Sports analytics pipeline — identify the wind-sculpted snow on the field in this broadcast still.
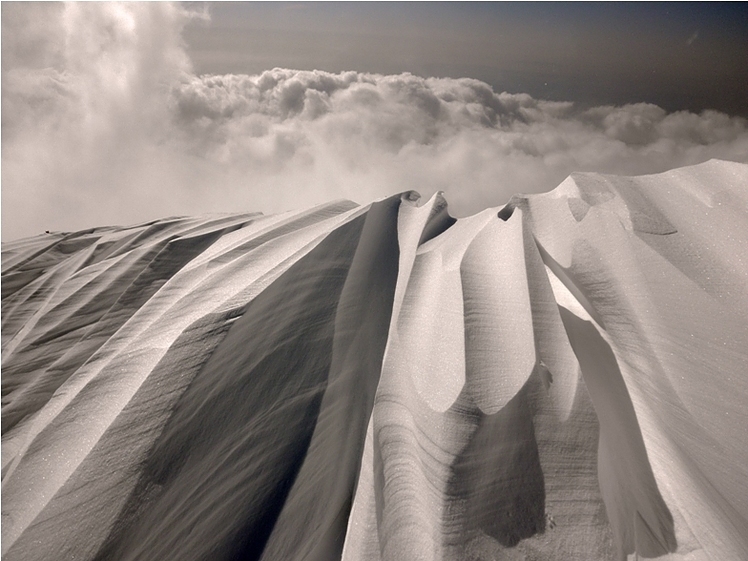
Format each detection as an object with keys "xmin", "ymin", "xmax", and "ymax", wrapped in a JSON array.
[{"xmin": 2, "ymin": 160, "xmax": 748, "ymax": 560}]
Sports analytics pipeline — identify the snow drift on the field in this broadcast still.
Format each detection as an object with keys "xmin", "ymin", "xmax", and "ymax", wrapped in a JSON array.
[{"xmin": 2, "ymin": 159, "xmax": 748, "ymax": 561}]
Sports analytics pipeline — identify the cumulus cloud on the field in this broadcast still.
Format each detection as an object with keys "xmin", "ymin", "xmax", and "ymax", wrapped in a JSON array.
[
  {"xmin": 3, "ymin": 2, "xmax": 748, "ymax": 240},
  {"xmin": 2, "ymin": 2, "xmax": 201, "ymax": 239}
]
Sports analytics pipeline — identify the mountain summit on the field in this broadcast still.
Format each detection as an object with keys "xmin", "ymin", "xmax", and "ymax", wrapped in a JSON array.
[{"xmin": 3, "ymin": 160, "xmax": 747, "ymax": 560}]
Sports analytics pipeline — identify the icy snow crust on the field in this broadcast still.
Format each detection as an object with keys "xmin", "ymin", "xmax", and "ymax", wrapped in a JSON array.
[{"xmin": 2, "ymin": 160, "xmax": 747, "ymax": 560}]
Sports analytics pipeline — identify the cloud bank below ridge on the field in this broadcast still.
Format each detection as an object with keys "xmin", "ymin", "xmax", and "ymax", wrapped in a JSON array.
[{"xmin": 3, "ymin": 2, "xmax": 748, "ymax": 240}]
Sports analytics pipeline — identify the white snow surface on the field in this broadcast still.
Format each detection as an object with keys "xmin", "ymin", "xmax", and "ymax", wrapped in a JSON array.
[{"xmin": 2, "ymin": 160, "xmax": 747, "ymax": 561}]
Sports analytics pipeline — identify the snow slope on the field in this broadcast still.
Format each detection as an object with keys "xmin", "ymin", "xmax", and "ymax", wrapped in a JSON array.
[{"xmin": 2, "ymin": 160, "xmax": 747, "ymax": 560}]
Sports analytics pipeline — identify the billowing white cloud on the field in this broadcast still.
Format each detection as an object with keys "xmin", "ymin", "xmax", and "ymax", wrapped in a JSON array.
[
  {"xmin": 2, "ymin": 2, "xmax": 201, "ymax": 239},
  {"xmin": 3, "ymin": 2, "xmax": 748, "ymax": 240}
]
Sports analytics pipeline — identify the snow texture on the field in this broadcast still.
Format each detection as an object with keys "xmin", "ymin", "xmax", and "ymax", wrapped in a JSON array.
[{"xmin": 2, "ymin": 160, "xmax": 748, "ymax": 561}]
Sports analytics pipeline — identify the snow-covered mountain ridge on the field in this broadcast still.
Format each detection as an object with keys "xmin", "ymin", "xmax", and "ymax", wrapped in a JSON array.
[{"xmin": 2, "ymin": 159, "xmax": 747, "ymax": 560}]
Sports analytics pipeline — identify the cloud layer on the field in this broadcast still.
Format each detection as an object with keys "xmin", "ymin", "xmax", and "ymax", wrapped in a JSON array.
[{"xmin": 3, "ymin": 3, "xmax": 748, "ymax": 240}]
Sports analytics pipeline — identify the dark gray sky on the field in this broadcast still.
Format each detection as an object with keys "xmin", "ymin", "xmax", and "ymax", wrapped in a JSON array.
[{"xmin": 183, "ymin": 2, "xmax": 748, "ymax": 117}]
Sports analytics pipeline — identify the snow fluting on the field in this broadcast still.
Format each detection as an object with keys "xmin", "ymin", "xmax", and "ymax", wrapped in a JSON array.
[{"xmin": 2, "ymin": 159, "xmax": 747, "ymax": 561}]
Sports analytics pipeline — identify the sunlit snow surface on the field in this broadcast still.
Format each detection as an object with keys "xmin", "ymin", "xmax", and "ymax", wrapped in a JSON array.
[{"xmin": 2, "ymin": 160, "xmax": 747, "ymax": 561}]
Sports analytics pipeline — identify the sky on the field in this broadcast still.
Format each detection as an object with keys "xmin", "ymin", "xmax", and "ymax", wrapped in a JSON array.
[{"xmin": 2, "ymin": 1, "xmax": 748, "ymax": 241}]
